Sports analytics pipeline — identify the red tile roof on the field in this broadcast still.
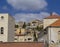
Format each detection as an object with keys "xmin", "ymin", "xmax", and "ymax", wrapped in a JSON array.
[
  {"xmin": 45, "ymin": 15, "xmax": 60, "ymax": 19},
  {"xmin": 50, "ymin": 19, "xmax": 60, "ymax": 27},
  {"xmin": 0, "ymin": 42, "xmax": 44, "ymax": 47}
]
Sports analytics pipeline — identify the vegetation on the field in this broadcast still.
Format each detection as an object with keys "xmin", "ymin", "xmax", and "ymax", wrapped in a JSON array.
[
  {"xmin": 33, "ymin": 30, "xmax": 38, "ymax": 41},
  {"xmin": 22, "ymin": 22, "xmax": 26, "ymax": 28},
  {"xmin": 15, "ymin": 25, "xmax": 19, "ymax": 28},
  {"xmin": 27, "ymin": 23, "xmax": 30, "ymax": 26},
  {"xmin": 36, "ymin": 26, "xmax": 43, "ymax": 31}
]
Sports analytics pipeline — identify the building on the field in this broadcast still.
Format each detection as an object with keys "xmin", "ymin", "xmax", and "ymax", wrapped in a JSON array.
[
  {"xmin": 28, "ymin": 19, "xmax": 43, "ymax": 28},
  {"xmin": 18, "ymin": 21, "xmax": 24, "ymax": 28},
  {"xmin": 0, "ymin": 13, "xmax": 15, "ymax": 42},
  {"xmin": 43, "ymin": 15, "xmax": 60, "ymax": 29},
  {"xmin": 14, "ymin": 28, "xmax": 34, "ymax": 42},
  {"xmin": 15, "ymin": 35, "xmax": 34, "ymax": 42},
  {"xmin": 43, "ymin": 14, "xmax": 60, "ymax": 47},
  {"xmin": 15, "ymin": 28, "xmax": 26, "ymax": 35}
]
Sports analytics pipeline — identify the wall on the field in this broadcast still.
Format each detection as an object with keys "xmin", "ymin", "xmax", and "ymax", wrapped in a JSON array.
[
  {"xmin": 38, "ymin": 34, "xmax": 48, "ymax": 42},
  {"xmin": 14, "ymin": 35, "xmax": 34, "ymax": 42},
  {"xmin": 43, "ymin": 19, "xmax": 58, "ymax": 29},
  {"xmin": 8, "ymin": 15, "xmax": 15, "ymax": 42},
  {"xmin": 0, "ymin": 14, "xmax": 8, "ymax": 42},
  {"xmin": 48, "ymin": 27, "xmax": 60, "ymax": 44},
  {"xmin": 15, "ymin": 28, "xmax": 26, "ymax": 35}
]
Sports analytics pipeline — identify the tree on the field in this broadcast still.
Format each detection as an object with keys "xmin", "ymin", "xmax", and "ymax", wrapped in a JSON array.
[
  {"xmin": 36, "ymin": 26, "xmax": 43, "ymax": 31},
  {"xmin": 15, "ymin": 25, "xmax": 19, "ymax": 28},
  {"xmin": 33, "ymin": 29, "xmax": 38, "ymax": 41},
  {"xmin": 22, "ymin": 22, "xmax": 26, "ymax": 28}
]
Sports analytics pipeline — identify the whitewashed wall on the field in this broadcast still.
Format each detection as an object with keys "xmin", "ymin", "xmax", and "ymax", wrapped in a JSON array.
[
  {"xmin": 48, "ymin": 27, "xmax": 60, "ymax": 44},
  {"xmin": 43, "ymin": 19, "xmax": 58, "ymax": 29},
  {"xmin": 0, "ymin": 13, "xmax": 15, "ymax": 42}
]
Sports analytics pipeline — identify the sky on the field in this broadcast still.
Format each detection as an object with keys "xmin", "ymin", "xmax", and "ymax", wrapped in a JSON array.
[{"xmin": 0, "ymin": 0, "xmax": 60, "ymax": 22}]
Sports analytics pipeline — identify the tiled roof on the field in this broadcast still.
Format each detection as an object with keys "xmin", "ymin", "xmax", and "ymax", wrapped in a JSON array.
[
  {"xmin": 0, "ymin": 42, "xmax": 44, "ymax": 47},
  {"xmin": 50, "ymin": 19, "xmax": 60, "ymax": 27},
  {"xmin": 45, "ymin": 15, "xmax": 60, "ymax": 19}
]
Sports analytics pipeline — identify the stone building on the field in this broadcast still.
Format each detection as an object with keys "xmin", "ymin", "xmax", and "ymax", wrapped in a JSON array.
[{"xmin": 0, "ymin": 13, "xmax": 15, "ymax": 42}]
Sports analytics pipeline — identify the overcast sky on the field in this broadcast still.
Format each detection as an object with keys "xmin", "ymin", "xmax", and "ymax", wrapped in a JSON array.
[{"xmin": 0, "ymin": 0, "xmax": 60, "ymax": 22}]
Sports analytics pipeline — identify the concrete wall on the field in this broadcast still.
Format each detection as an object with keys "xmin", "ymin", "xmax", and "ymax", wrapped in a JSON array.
[
  {"xmin": 48, "ymin": 27, "xmax": 60, "ymax": 44},
  {"xmin": 14, "ymin": 35, "xmax": 34, "ymax": 42},
  {"xmin": 38, "ymin": 34, "xmax": 48, "ymax": 42},
  {"xmin": 0, "ymin": 13, "xmax": 15, "ymax": 42},
  {"xmin": 0, "ymin": 14, "xmax": 8, "ymax": 42},
  {"xmin": 15, "ymin": 28, "xmax": 26, "ymax": 35},
  {"xmin": 8, "ymin": 15, "xmax": 15, "ymax": 42}
]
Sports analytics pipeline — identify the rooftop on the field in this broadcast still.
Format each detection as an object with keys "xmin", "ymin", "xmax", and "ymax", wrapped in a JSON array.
[
  {"xmin": 0, "ymin": 42, "xmax": 44, "ymax": 47},
  {"xmin": 45, "ymin": 15, "xmax": 60, "ymax": 19},
  {"xmin": 50, "ymin": 19, "xmax": 60, "ymax": 27}
]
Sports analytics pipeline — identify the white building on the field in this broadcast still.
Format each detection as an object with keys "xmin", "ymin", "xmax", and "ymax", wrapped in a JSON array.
[
  {"xmin": 0, "ymin": 13, "xmax": 15, "ymax": 42},
  {"xmin": 14, "ymin": 35, "xmax": 34, "ymax": 42},
  {"xmin": 43, "ymin": 14, "xmax": 60, "ymax": 47},
  {"xmin": 14, "ymin": 28, "xmax": 34, "ymax": 42}
]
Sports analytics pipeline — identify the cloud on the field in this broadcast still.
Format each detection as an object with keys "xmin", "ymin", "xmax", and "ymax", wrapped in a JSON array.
[
  {"xmin": 7, "ymin": 0, "xmax": 47, "ymax": 11},
  {"xmin": 13, "ymin": 12, "xmax": 50, "ymax": 22}
]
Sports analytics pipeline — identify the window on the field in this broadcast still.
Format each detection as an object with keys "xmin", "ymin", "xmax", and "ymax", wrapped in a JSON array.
[
  {"xmin": 58, "ymin": 31, "xmax": 60, "ymax": 34},
  {"xmin": 25, "ymin": 39, "xmax": 26, "ymax": 41},
  {"xmin": 1, "ymin": 16, "xmax": 4, "ymax": 19},
  {"xmin": 59, "ymin": 40, "xmax": 60, "ymax": 43},
  {"xmin": 28, "ymin": 38, "xmax": 32, "ymax": 40},
  {"xmin": 1, "ymin": 27, "xmax": 4, "ymax": 34}
]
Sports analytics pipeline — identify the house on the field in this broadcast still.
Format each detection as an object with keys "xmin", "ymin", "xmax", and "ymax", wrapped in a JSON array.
[
  {"xmin": 26, "ymin": 28, "xmax": 39, "ymax": 41},
  {"xmin": 43, "ymin": 14, "xmax": 60, "ymax": 47},
  {"xmin": 28, "ymin": 19, "xmax": 43, "ymax": 28},
  {"xmin": 32, "ymin": 19, "xmax": 42, "ymax": 27},
  {"xmin": 14, "ymin": 35, "xmax": 34, "ymax": 42},
  {"xmin": 14, "ymin": 28, "xmax": 34, "ymax": 42},
  {"xmin": 0, "ymin": 13, "xmax": 15, "ymax": 42}
]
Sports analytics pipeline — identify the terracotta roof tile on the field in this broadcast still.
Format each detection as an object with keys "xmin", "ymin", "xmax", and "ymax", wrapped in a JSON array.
[
  {"xmin": 50, "ymin": 19, "xmax": 60, "ymax": 26},
  {"xmin": 45, "ymin": 15, "xmax": 60, "ymax": 19},
  {"xmin": 0, "ymin": 42, "xmax": 44, "ymax": 47}
]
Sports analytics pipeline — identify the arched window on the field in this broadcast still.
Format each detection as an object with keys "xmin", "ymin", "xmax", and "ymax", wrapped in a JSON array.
[{"xmin": 1, "ymin": 27, "xmax": 4, "ymax": 34}]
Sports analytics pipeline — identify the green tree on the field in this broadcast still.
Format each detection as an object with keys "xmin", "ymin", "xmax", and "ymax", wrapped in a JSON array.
[
  {"xmin": 33, "ymin": 29, "xmax": 38, "ymax": 41},
  {"xmin": 15, "ymin": 25, "xmax": 19, "ymax": 28},
  {"xmin": 36, "ymin": 26, "xmax": 43, "ymax": 31},
  {"xmin": 22, "ymin": 22, "xmax": 26, "ymax": 28}
]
